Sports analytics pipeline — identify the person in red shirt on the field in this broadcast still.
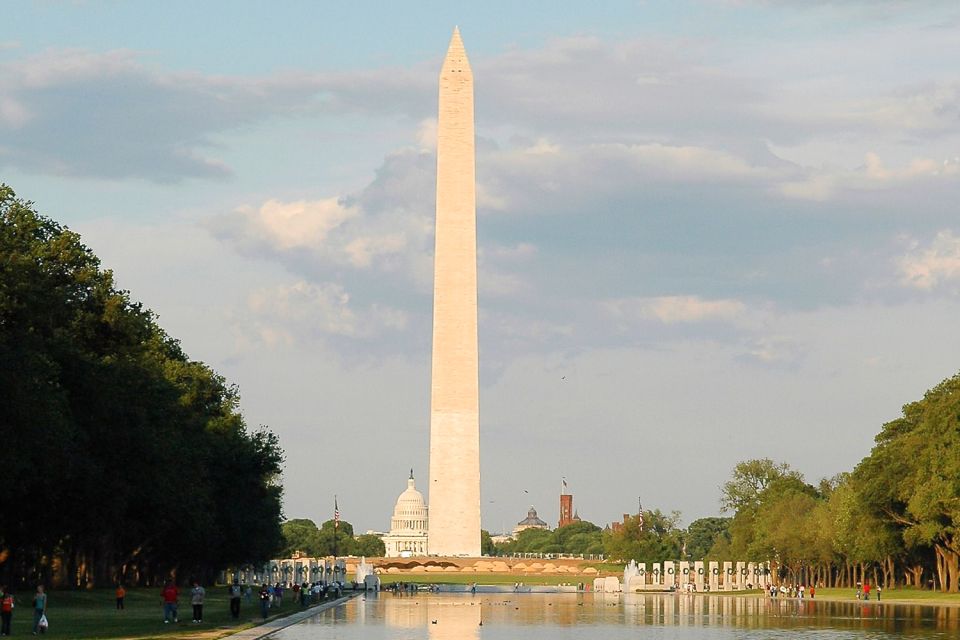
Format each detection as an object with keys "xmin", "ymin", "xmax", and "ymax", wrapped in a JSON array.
[
  {"xmin": 161, "ymin": 580, "xmax": 179, "ymax": 623},
  {"xmin": 1, "ymin": 586, "xmax": 14, "ymax": 636},
  {"xmin": 863, "ymin": 582, "xmax": 871, "ymax": 601}
]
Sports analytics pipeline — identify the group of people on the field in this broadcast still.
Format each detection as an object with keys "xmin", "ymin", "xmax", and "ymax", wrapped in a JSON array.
[
  {"xmin": 768, "ymin": 583, "xmax": 815, "ymax": 598},
  {"xmin": 160, "ymin": 579, "xmax": 248, "ymax": 623},
  {"xmin": 856, "ymin": 582, "xmax": 881, "ymax": 601},
  {"xmin": 0, "ymin": 585, "xmax": 48, "ymax": 636},
  {"xmin": 0, "ymin": 578, "xmax": 350, "ymax": 633},
  {"xmin": 158, "ymin": 579, "xmax": 207, "ymax": 624},
  {"xmin": 255, "ymin": 581, "xmax": 344, "ymax": 619}
]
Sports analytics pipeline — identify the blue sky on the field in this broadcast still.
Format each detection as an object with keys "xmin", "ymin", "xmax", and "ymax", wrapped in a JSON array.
[{"xmin": 3, "ymin": 0, "xmax": 960, "ymax": 534}]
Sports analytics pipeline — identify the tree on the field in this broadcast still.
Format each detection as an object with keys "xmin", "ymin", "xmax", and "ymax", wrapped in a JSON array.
[
  {"xmin": 481, "ymin": 530, "xmax": 496, "ymax": 556},
  {"xmin": 314, "ymin": 520, "xmax": 357, "ymax": 556},
  {"xmin": 603, "ymin": 510, "xmax": 682, "ymax": 563},
  {"xmin": 355, "ymin": 534, "xmax": 386, "ymax": 558},
  {"xmin": 281, "ymin": 520, "xmax": 321, "ymax": 557},
  {"xmin": 685, "ymin": 518, "xmax": 731, "ymax": 560},
  {"xmin": 720, "ymin": 459, "xmax": 804, "ymax": 513},
  {"xmin": 0, "ymin": 185, "xmax": 284, "ymax": 587},
  {"xmin": 851, "ymin": 373, "xmax": 960, "ymax": 591}
]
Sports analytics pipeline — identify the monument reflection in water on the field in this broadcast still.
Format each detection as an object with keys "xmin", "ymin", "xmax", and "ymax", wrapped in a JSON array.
[{"xmin": 278, "ymin": 592, "xmax": 960, "ymax": 639}]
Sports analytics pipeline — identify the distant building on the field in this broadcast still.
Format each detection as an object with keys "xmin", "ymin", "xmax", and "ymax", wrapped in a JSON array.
[
  {"xmin": 382, "ymin": 470, "xmax": 429, "ymax": 557},
  {"xmin": 513, "ymin": 506, "xmax": 549, "ymax": 536},
  {"xmin": 610, "ymin": 513, "xmax": 631, "ymax": 533},
  {"xmin": 559, "ymin": 493, "xmax": 574, "ymax": 528}
]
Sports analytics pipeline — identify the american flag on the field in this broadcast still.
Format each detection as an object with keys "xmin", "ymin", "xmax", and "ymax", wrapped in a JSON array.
[{"xmin": 334, "ymin": 496, "xmax": 340, "ymax": 529}]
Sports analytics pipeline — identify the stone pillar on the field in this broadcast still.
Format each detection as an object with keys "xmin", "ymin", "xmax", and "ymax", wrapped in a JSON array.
[
  {"xmin": 638, "ymin": 563, "xmax": 647, "ymax": 590},
  {"xmin": 723, "ymin": 562, "xmax": 733, "ymax": 591},
  {"xmin": 747, "ymin": 562, "xmax": 757, "ymax": 589},
  {"xmin": 652, "ymin": 562, "xmax": 661, "ymax": 587},
  {"xmin": 695, "ymin": 561, "xmax": 705, "ymax": 592},
  {"xmin": 709, "ymin": 561, "xmax": 719, "ymax": 592},
  {"xmin": 678, "ymin": 561, "xmax": 690, "ymax": 589},
  {"xmin": 663, "ymin": 561, "xmax": 676, "ymax": 589},
  {"xmin": 736, "ymin": 562, "xmax": 747, "ymax": 590}
]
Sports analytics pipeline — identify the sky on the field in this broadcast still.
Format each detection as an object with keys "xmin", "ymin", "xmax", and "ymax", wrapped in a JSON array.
[{"xmin": 3, "ymin": 0, "xmax": 960, "ymax": 535}]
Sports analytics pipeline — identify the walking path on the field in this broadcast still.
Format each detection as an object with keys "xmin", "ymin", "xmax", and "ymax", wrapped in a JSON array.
[{"xmin": 228, "ymin": 593, "xmax": 359, "ymax": 639}]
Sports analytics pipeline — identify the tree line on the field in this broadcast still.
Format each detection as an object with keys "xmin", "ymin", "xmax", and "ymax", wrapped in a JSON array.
[
  {"xmin": 0, "ymin": 186, "xmax": 284, "ymax": 588},
  {"xmin": 485, "ymin": 370, "xmax": 960, "ymax": 594},
  {"xmin": 280, "ymin": 519, "xmax": 385, "ymax": 558},
  {"xmin": 712, "ymin": 371, "xmax": 960, "ymax": 591},
  {"xmin": 489, "ymin": 512, "xmax": 730, "ymax": 563}
]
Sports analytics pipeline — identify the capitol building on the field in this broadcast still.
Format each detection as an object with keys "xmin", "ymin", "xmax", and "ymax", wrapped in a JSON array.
[{"xmin": 382, "ymin": 470, "xmax": 429, "ymax": 557}]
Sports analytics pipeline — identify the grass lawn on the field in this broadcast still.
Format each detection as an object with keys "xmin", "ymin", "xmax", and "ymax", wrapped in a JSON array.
[
  {"xmin": 2, "ymin": 587, "xmax": 332, "ymax": 639},
  {"xmin": 810, "ymin": 587, "xmax": 960, "ymax": 604}
]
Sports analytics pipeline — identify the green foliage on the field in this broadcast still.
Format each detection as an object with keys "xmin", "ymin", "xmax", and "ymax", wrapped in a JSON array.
[
  {"xmin": 355, "ymin": 534, "xmax": 386, "ymax": 558},
  {"xmin": 602, "ymin": 511, "xmax": 683, "ymax": 563},
  {"xmin": 720, "ymin": 458, "xmax": 805, "ymax": 513},
  {"xmin": 481, "ymin": 530, "xmax": 496, "ymax": 556},
  {"xmin": 279, "ymin": 519, "xmax": 382, "ymax": 557},
  {"xmin": 0, "ymin": 186, "xmax": 284, "ymax": 587},
  {"xmin": 717, "ymin": 374, "xmax": 960, "ymax": 591},
  {"xmin": 685, "ymin": 517, "xmax": 731, "ymax": 560},
  {"xmin": 281, "ymin": 519, "xmax": 321, "ymax": 557},
  {"xmin": 495, "ymin": 521, "xmax": 603, "ymax": 556},
  {"xmin": 312, "ymin": 520, "xmax": 357, "ymax": 556},
  {"xmin": 850, "ymin": 372, "xmax": 960, "ymax": 590}
]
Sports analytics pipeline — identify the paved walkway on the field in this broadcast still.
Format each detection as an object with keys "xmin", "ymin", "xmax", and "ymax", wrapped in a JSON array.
[{"xmin": 228, "ymin": 593, "xmax": 358, "ymax": 639}]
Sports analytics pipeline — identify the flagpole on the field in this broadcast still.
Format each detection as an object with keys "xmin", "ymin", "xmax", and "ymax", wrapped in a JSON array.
[{"xmin": 333, "ymin": 495, "xmax": 338, "ymax": 560}]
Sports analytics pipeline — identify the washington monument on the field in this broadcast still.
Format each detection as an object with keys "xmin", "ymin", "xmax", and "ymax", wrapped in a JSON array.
[{"xmin": 427, "ymin": 27, "xmax": 481, "ymax": 557}]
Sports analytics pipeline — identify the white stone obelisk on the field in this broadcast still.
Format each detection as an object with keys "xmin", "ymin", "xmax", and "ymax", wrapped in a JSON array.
[{"xmin": 427, "ymin": 27, "xmax": 480, "ymax": 557}]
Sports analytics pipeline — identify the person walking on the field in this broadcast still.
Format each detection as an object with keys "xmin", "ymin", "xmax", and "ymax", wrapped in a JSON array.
[
  {"xmin": 161, "ymin": 580, "xmax": 179, "ymax": 624},
  {"xmin": 258, "ymin": 585, "xmax": 271, "ymax": 620},
  {"xmin": 228, "ymin": 580, "xmax": 242, "ymax": 619},
  {"xmin": 190, "ymin": 581, "xmax": 205, "ymax": 623},
  {"xmin": 877, "ymin": 585, "xmax": 882, "ymax": 601},
  {"xmin": 32, "ymin": 586, "xmax": 47, "ymax": 635},
  {"xmin": 1, "ymin": 587, "xmax": 14, "ymax": 636},
  {"xmin": 863, "ymin": 582, "xmax": 871, "ymax": 601},
  {"xmin": 115, "ymin": 584, "xmax": 126, "ymax": 610}
]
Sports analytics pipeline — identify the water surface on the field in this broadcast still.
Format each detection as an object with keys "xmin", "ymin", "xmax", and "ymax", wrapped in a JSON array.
[{"xmin": 275, "ymin": 592, "xmax": 960, "ymax": 639}]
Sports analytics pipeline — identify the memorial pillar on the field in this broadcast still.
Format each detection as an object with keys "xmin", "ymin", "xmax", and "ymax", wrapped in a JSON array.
[
  {"xmin": 663, "ymin": 561, "xmax": 676, "ymax": 589},
  {"xmin": 709, "ymin": 561, "xmax": 719, "ymax": 592}
]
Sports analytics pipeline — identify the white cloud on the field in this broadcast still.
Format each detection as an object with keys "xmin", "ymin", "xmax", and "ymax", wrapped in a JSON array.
[
  {"xmin": 740, "ymin": 335, "xmax": 804, "ymax": 366},
  {"xmin": 344, "ymin": 233, "xmax": 408, "ymax": 268},
  {"xmin": 899, "ymin": 230, "xmax": 960, "ymax": 290},
  {"xmin": 483, "ymin": 242, "xmax": 537, "ymax": 261},
  {"xmin": 238, "ymin": 198, "xmax": 358, "ymax": 250},
  {"xmin": 778, "ymin": 153, "xmax": 960, "ymax": 201},
  {"xmin": 605, "ymin": 295, "xmax": 746, "ymax": 325},
  {"xmin": 244, "ymin": 280, "xmax": 408, "ymax": 345}
]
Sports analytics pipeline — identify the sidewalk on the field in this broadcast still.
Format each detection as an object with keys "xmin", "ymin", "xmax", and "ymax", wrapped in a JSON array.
[{"xmin": 227, "ymin": 593, "xmax": 358, "ymax": 639}]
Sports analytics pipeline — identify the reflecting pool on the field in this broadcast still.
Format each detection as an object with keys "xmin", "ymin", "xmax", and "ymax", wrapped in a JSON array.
[{"xmin": 274, "ymin": 592, "xmax": 960, "ymax": 639}]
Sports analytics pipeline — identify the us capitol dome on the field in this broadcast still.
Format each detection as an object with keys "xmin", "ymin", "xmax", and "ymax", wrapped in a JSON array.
[{"xmin": 383, "ymin": 470, "xmax": 429, "ymax": 557}]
